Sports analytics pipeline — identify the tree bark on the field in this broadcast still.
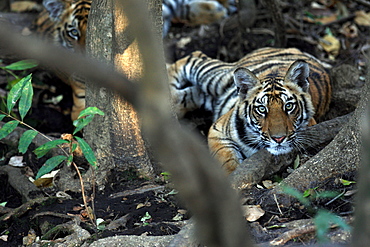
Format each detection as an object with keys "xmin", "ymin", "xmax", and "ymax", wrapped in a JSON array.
[
  {"xmin": 84, "ymin": 0, "xmax": 157, "ymax": 190},
  {"xmin": 352, "ymin": 67, "xmax": 370, "ymax": 246}
]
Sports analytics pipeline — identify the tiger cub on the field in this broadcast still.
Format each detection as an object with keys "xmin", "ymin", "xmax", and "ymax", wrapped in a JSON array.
[
  {"xmin": 167, "ymin": 47, "xmax": 332, "ymax": 173},
  {"xmin": 32, "ymin": 0, "xmax": 90, "ymax": 120},
  {"xmin": 32, "ymin": 0, "xmax": 226, "ymax": 119}
]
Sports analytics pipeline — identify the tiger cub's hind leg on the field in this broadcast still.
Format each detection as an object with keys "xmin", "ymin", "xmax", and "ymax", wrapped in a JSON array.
[
  {"xmin": 170, "ymin": 86, "xmax": 203, "ymax": 119},
  {"xmin": 69, "ymin": 80, "xmax": 86, "ymax": 121}
]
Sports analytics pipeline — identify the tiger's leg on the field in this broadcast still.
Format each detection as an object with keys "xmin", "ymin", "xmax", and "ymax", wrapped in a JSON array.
[
  {"xmin": 169, "ymin": 84, "xmax": 203, "ymax": 118},
  {"xmin": 208, "ymin": 112, "xmax": 242, "ymax": 174},
  {"xmin": 70, "ymin": 80, "xmax": 86, "ymax": 121}
]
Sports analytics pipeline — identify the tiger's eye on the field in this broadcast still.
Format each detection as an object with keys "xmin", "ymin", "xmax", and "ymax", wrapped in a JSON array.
[
  {"xmin": 257, "ymin": 105, "xmax": 266, "ymax": 113},
  {"xmin": 285, "ymin": 102, "xmax": 294, "ymax": 111},
  {"xmin": 69, "ymin": 28, "xmax": 79, "ymax": 38}
]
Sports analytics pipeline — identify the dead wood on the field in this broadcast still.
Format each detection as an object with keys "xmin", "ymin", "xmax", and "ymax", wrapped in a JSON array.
[
  {"xmin": 109, "ymin": 184, "xmax": 165, "ymax": 198},
  {"xmin": 353, "ymin": 0, "xmax": 370, "ymax": 8},
  {"xmin": 1, "ymin": 196, "xmax": 50, "ymax": 221},
  {"xmin": 268, "ymin": 217, "xmax": 353, "ymax": 246},
  {"xmin": 0, "ymin": 165, "xmax": 43, "ymax": 202},
  {"xmin": 40, "ymin": 217, "xmax": 91, "ymax": 245}
]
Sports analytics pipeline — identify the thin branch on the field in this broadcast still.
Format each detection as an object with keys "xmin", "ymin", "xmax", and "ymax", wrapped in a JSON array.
[
  {"xmin": 353, "ymin": 0, "xmax": 370, "ymax": 8},
  {"xmin": 0, "ymin": 24, "xmax": 138, "ymax": 108}
]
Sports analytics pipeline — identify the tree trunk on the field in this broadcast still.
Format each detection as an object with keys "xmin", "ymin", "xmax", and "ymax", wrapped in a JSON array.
[
  {"xmin": 84, "ymin": 0, "xmax": 159, "ymax": 190},
  {"xmin": 352, "ymin": 66, "xmax": 370, "ymax": 246}
]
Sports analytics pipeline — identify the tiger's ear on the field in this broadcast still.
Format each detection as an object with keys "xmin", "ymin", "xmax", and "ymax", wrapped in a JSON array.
[
  {"xmin": 233, "ymin": 67, "xmax": 259, "ymax": 97},
  {"xmin": 43, "ymin": 0, "xmax": 66, "ymax": 20},
  {"xmin": 285, "ymin": 60, "xmax": 310, "ymax": 92}
]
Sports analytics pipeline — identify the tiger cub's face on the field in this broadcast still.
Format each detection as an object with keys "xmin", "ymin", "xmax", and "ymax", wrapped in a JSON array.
[
  {"xmin": 42, "ymin": 0, "xmax": 90, "ymax": 52},
  {"xmin": 233, "ymin": 60, "xmax": 315, "ymax": 155}
]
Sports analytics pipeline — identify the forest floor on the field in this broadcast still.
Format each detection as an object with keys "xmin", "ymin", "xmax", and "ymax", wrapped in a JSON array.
[{"xmin": 0, "ymin": 0, "xmax": 369, "ymax": 246}]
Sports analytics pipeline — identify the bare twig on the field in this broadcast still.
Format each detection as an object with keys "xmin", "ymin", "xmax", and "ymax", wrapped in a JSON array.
[
  {"xmin": 72, "ymin": 161, "xmax": 96, "ymax": 227},
  {"xmin": 270, "ymin": 216, "xmax": 354, "ymax": 246},
  {"xmin": 273, "ymin": 194, "xmax": 283, "ymax": 215},
  {"xmin": 270, "ymin": 224, "xmax": 316, "ymax": 245},
  {"xmin": 1, "ymin": 196, "xmax": 50, "ymax": 221},
  {"xmin": 353, "ymin": 0, "xmax": 370, "ymax": 8}
]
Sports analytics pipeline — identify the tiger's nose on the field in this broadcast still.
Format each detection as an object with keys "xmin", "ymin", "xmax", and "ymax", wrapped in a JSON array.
[{"xmin": 272, "ymin": 135, "xmax": 286, "ymax": 143}]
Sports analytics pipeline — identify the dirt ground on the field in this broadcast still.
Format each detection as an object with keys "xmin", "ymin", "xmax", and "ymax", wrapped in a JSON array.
[{"xmin": 0, "ymin": 0, "xmax": 368, "ymax": 246}]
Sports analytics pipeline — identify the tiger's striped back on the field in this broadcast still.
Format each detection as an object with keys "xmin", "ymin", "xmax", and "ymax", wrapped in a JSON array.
[
  {"xmin": 162, "ymin": 0, "xmax": 227, "ymax": 36},
  {"xmin": 168, "ymin": 47, "xmax": 332, "ymax": 173},
  {"xmin": 168, "ymin": 47, "xmax": 331, "ymax": 121}
]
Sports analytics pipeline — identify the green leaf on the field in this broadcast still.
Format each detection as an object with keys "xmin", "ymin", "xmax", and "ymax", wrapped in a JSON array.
[
  {"xmin": 340, "ymin": 179, "xmax": 356, "ymax": 186},
  {"xmin": 78, "ymin": 107, "xmax": 104, "ymax": 118},
  {"xmin": 96, "ymin": 218, "xmax": 106, "ymax": 231},
  {"xmin": 34, "ymin": 139, "xmax": 69, "ymax": 158},
  {"xmin": 75, "ymin": 136, "xmax": 97, "ymax": 169},
  {"xmin": 73, "ymin": 114, "xmax": 94, "ymax": 134},
  {"xmin": 303, "ymin": 187, "xmax": 318, "ymax": 198},
  {"xmin": 18, "ymin": 130, "xmax": 38, "ymax": 154},
  {"xmin": 71, "ymin": 143, "xmax": 78, "ymax": 153},
  {"xmin": 293, "ymin": 155, "xmax": 300, "ymax": 169},
  {"xmin": 0, "ymin": 201, "xmax": 7, "ymax": 207},
  {"xmin": 4, "ymin": 59, "xmax": 38, "ymax": 70},
  {"xmin": 7, "ymin": 74, "xmax": 32, "ymax": 113},
  {"xmin": 141, "ymin": 212, "xmax": 152, "ymax": 225},
  {"xmin": 18, "ymin": 78, "xmax": 33, "ymax": 120},
  {"xmin": 35, "ymin": 155, "xmax": 66, "ymax": 179},
  {"xmin": 0, "ymin": 120, "xmax": 19, "ymax": 139},
  {"xmin": 0, "ymin": 114, "xmax": 6, "ymax": 121}
]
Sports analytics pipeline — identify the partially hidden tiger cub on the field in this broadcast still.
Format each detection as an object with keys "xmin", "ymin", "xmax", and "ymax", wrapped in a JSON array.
[
  {"xmin": 32, "ymin": 0, "xmax": 90, "ymax": 120},
  {"xmin": 32, "ymin": 0, "xmax": 227, "ymax": 120},
  {"xmin": 167, "ymin": 47, "xmax": 332, "ymax": 173},
  {"xmin": 162, "ymin": 0, "xmax": 228, "ymax": 37}
]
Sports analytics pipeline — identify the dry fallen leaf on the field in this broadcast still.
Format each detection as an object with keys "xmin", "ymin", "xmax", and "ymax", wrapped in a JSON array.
[
  {"xmin": 355, "ymin": 10, "xmax": 370, "ymax": 26},
  {"xmin": 33, "ymin": 177, "xmax": 53, "ymax": 188},
  {"xmin": 242, "ymin": 205, "xmax": 265, "ymax": 222},
  {"xmin": 136, "ymin": 202, "xmax": 151, "ymax": 209},
  {"xmin": 319, "ymin": 34, "xmax": 340, "ymax": 58},
  {"xmin": 8, "ymin": 156, "xmax": 24, "ymax": 167},
  {"xmin": 262, "ymin": 180, "xmax": 278, "ymax": 189},
  {"xmin": 176, "ymin": 37, "xmax": 192, "ymax": 49},
  {"xmin": 0, "ymin": 235, "xmax": 8, "ymax": 241}
]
